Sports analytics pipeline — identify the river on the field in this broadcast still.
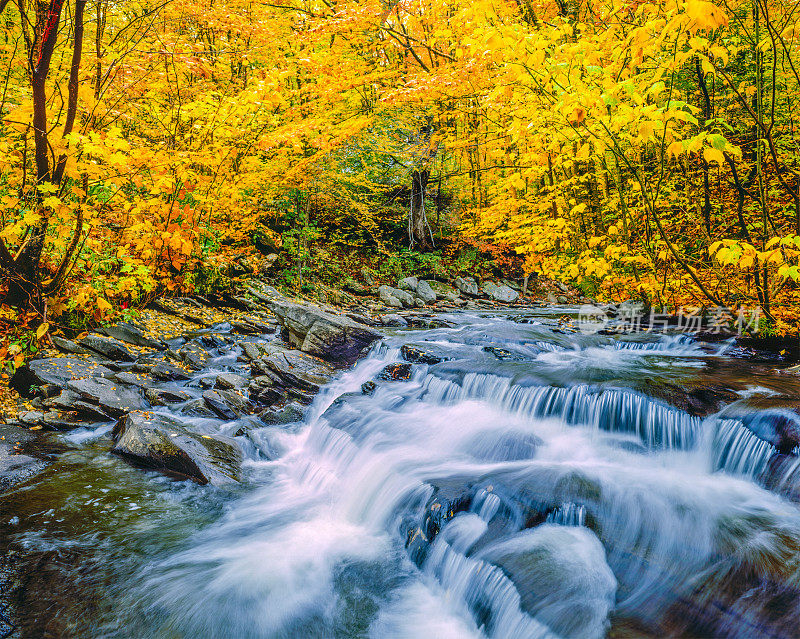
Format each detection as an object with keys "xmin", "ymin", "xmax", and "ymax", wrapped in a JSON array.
[{"xmin": 3, "ymin": 307, "xmax": 800, "ymax": 638}]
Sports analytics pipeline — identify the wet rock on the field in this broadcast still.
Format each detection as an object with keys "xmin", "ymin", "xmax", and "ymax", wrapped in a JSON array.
[
  {"xmin": 66, "ymin": 377, "xmax": 147, "ymax": 417},
  {"xmin": 260, "ymin": 403, "xmax": 305, "ymax": 426},
  {"xmin": 111, "ymin": 411, "xmax": 242, "ymax": 485},
  {"xmin": 248, "ymin": 377, "xmax": 287, "ymax": 407},
  {"xmin": 252, "ymin": 349, "xmax": 336, "ymax": 395},
  {"xmin": 477, "ymin": 525, "xmax": 616, "ymax": 639},
  {"xmin": 401, "ymin": 344, "xmax": 449, "ymax": 365},
  {"xmin": 10, "ymin": 358, "xmax": 114, "ymax": 396},
  {"xmin": 398, "ymin": 276, "xmax": 419, "ymax": 292},
  {"xmin": 267, "ymin": 300, "xmax": 381, "ymax": 366},
  {"xmin": 40, "ymin": 410, "xmax": 97, "ymax": 430},
  {"xmin": 240, "ymin": 342, "xmax": 264, "ymax": 361},
  {"xmin": 361, "ymin": 381, "xmax": 377, "ymax": 395},
  {"xmin": 214, "ymin": 373, "xmax": 248, "ymax": 390},
  {"xmin": 454, "ymin": 276, "xmax": 479, "ymax": 297},
  {"xmin": 481, "ymin": 281, "xmax": 519, "ymax": 303},
  {"xmin": 145, "ymin": 388, "xmax": 191, "ymax": 406},
  {"xmin": 99, "ymin": 322, "xmax": 167, "ymax": 350},
  {"xmin": 202, "ymin": 389, "xmax": 255, "ymax": 420},
  {"xmin": 415, "ymin": 280, "xmax": 437, "ymax": 304},
  {"xmin": 180, "ymin": 399, "xmax": 218, "ymax": 418},
  {"xmin": 483, "ymin": 345, "xmax": 524, "ymax": 361},
  {"xmin": 378, "ymin": 313, "xmax": 408, "ymax": 327},
  {"xmin": 150, "ymin": 362, "xmax": 191, "ymax": 382},
  {"xmin": 178, "ymin": 341, "xmax": 210, "ymax": 370},
  {"xmin": 378, "ymin": 363, "xmax": 413, "ymax": 381},
  {"xmin": 78, "ymin": 334, "xmax": 136, "ymax": 362}
]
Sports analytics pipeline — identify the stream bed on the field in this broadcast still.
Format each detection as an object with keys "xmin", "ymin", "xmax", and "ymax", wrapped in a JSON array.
[{"xmin": 3, "ymin": 307, "xmax": 800, "ymax": 638}]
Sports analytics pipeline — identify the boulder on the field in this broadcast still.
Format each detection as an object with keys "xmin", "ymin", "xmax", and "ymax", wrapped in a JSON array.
[
  {"xmin": 78, "ymin": 334, "xmax": 136, "ymax": 361},
  {"xmin": 248, "ymin": 377, "xmax": 287, "ymax": 407},
  {"xmin": 214, "ymin": 373, "xmax": 249, "ymax": 390},
  {"xmin": 252, "ymin": 349, "xmax": 335, "ymax": 396},
  {"xmin": 557, "ymin": 295, "xmax": 569, "ymax": 304},
  {"xmin": 481, "ymin": 281, "xmax": 519, "ymax": 303},
  {"xmin": 66, "ymin": 377, "xmax": 147, "ymax": 417},
  {"xmin": 202, "ymin": 389, "xmax": 256, "ymax": 420},
  {"xmin": 379, "ymin": 285, "xmax": 402, "ymax": 308},
  {"xmin": 477, "ymin": 525, "xmax": 616, "ymax": 639},
  {"xmin": 424, "ymin": 280, "xmax": 460, "ymax": 302},
  {"xmin": 99, "ymin": 322, "xmax": 167, "ymax": 350},
  {"xmin": 181, "ymin": 399, "xmax": 218, "ymax": 418},
  {"xmin": 10, "ymin": 358, "xmax": 115, "ymax": 396},
  {"xmin": 415, "ymin": 280, "xmax": 437, "ymax": 304},
  {"xmin": 398, "ymin": 276, "xmax": 419, "ymax": 292},
  {"xmin": 267, "ymin": 300, "xmax": 381, "ymax": 366},
  {"xmin": 454, "ymin": 276, "xmax": 479, "ymax": 297},
  {"xmin": 111, "ymin": 412, "xmax": 242, "ymax": 485}
]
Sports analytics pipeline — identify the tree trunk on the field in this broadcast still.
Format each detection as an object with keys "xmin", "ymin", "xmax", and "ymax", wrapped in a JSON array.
[{"xmin": 409, "ymin": 168, "xmax": 432, "ymax": 249}]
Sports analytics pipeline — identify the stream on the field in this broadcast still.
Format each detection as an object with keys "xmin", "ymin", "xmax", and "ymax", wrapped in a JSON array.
[{"xmin": 3, "ymin": 307, "xmax": 800, "ymax": 638}]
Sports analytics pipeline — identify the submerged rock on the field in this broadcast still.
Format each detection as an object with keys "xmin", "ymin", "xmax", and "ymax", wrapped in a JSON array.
[
  {"xmin": 111, "ymin": 412, "xmax": 241, "ymax": 484},
  {"xmin": 477, "ymin": 525, "xmax": 616, "ymax": 639},
  {"xmin": 267, "ymin": 300, "xmax": 381, "ymax": 366}
]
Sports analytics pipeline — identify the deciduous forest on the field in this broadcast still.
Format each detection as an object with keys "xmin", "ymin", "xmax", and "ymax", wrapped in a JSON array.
[{"xmin": 1, "ymin": 0, "xmax": 800, "ymax": 368}]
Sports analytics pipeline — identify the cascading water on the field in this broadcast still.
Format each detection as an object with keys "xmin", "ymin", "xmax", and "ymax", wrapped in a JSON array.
[{"xmin": 3, "ymin": 309, "xmax": 800, "ymax": 638}]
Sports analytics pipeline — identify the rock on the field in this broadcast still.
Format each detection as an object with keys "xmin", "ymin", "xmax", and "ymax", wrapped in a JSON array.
[
  {"xmin": 145, "ymin": 388, "xmax": 191, "ymax": 406},
  {"xmin": 78, "ymin": 334, "xmax": 136, "ymax": 362},
  {"xmin": 481, "ymin": 281, "xmax": 519, "ymax": 303},
  {"xmin": 115, "ymin": 371, "xmax": 156, "ymax": 390},
  {"xmin": 178, "ymin": 341, "xmax": 210, "ymax": 370},
  {"xmin": 477, "ymin": 525, "xmax": 616, "ymax": 639},
  {"xmin": 415, "ymin": 280, "xmax": 437, "ymax": 304},
  {"xmin": 252, "ymin": 349, "xmax": 336, "ymax": 396},
  {"xmin": 111, "ymin": 412, "xmax": 242, "ymax": 484},
  {"xmin": 231, "ymin": 319, "xmax": 275, "ymax": 335},
  {"xmin": 557, "ymin": 295, "xmax": 569, "ymax": 304},
  {"xmin": 721, "ymin": 402, "xmax": 800, "ymax": 454},
  {"xmin": 10, "ymin": 358, "xmax": 115, "ymax": 396},
  {"xmin": 267, "ymin": 300, "xmax": 381, "ymax": 366},
  {"xmin": 240, "ymin": 342, "xmax": 264, "ymax": 361},
  {"xmin": 401, "ymin": 344, "xmax": 449, "ymax": 365},
  {"xmin": 379, "ymin": 314, "xmax": 408, "ymax": 327},
  {"xmin": 66, "ymin": 377, "xmax": 147, "ymax": 417},
  {"xmin": 424, "ymin": 280, "xmax": 459, "ymax": 302},
  {"xmin": 214, "ymin": 373, "xmax": 249, "ymax": 390},
  {"xmin": 483, "ymin": 345, "xmax": 524, "ymax": 361},
  {"xmin": 202, "ymin": 389, "xmax": 255, "ymax": 420},
  {"xmin": 50, "ymin": 336, "xmax": 90, "ymax": 355},
  {"xmin": 546, "ymin": 292, "xmax": 559, "ymax": 304},
  {"xmin": 150, "ymin": 362, "xmax": 191, "ymax": 382},
  {"xmin": 40, "ymin": 410, "xmax": 97, "ymax": 430},
  {"xmin": 379, "ymin": 285, "xmax": 402, "ymax": 308},
  {"xmin": 361, "ymin": 381, "xmax": 377, "ymax": 395},
  {"xmin": 260, "ymin": 403, "xmax": 305, "ymax": 426},
  {"xmin": 99, "ymin": 322, "xmax": 167, "ymax": 350},
  {"xmin": 248, "ymin": 377, "xmax": 287, "ymax": 407},
  {"xmin": 181, "ymin": 399, "xmax": 218, "ymax": 418},
  {"xmin": 378, "ymin": 363, "xmax": 413, "ymax": 381},
  {"xmin": 454, "ymin": 276, "xmax": 479, "ymax": 297},
  {"xmin": 398, "ymin": 276, "xmax": 419, "ymax": 292}
]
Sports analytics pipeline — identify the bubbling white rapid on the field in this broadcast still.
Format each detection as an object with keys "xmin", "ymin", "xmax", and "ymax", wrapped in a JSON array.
[{"xmin": 130, "ymin": 314, "xmax": 800, "ymax": 639}]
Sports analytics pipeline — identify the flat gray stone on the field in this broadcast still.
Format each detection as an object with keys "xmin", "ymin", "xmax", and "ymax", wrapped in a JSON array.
[{"xmin": 78, "ymin": 334, "xmax": 136, "ymax": 361}]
